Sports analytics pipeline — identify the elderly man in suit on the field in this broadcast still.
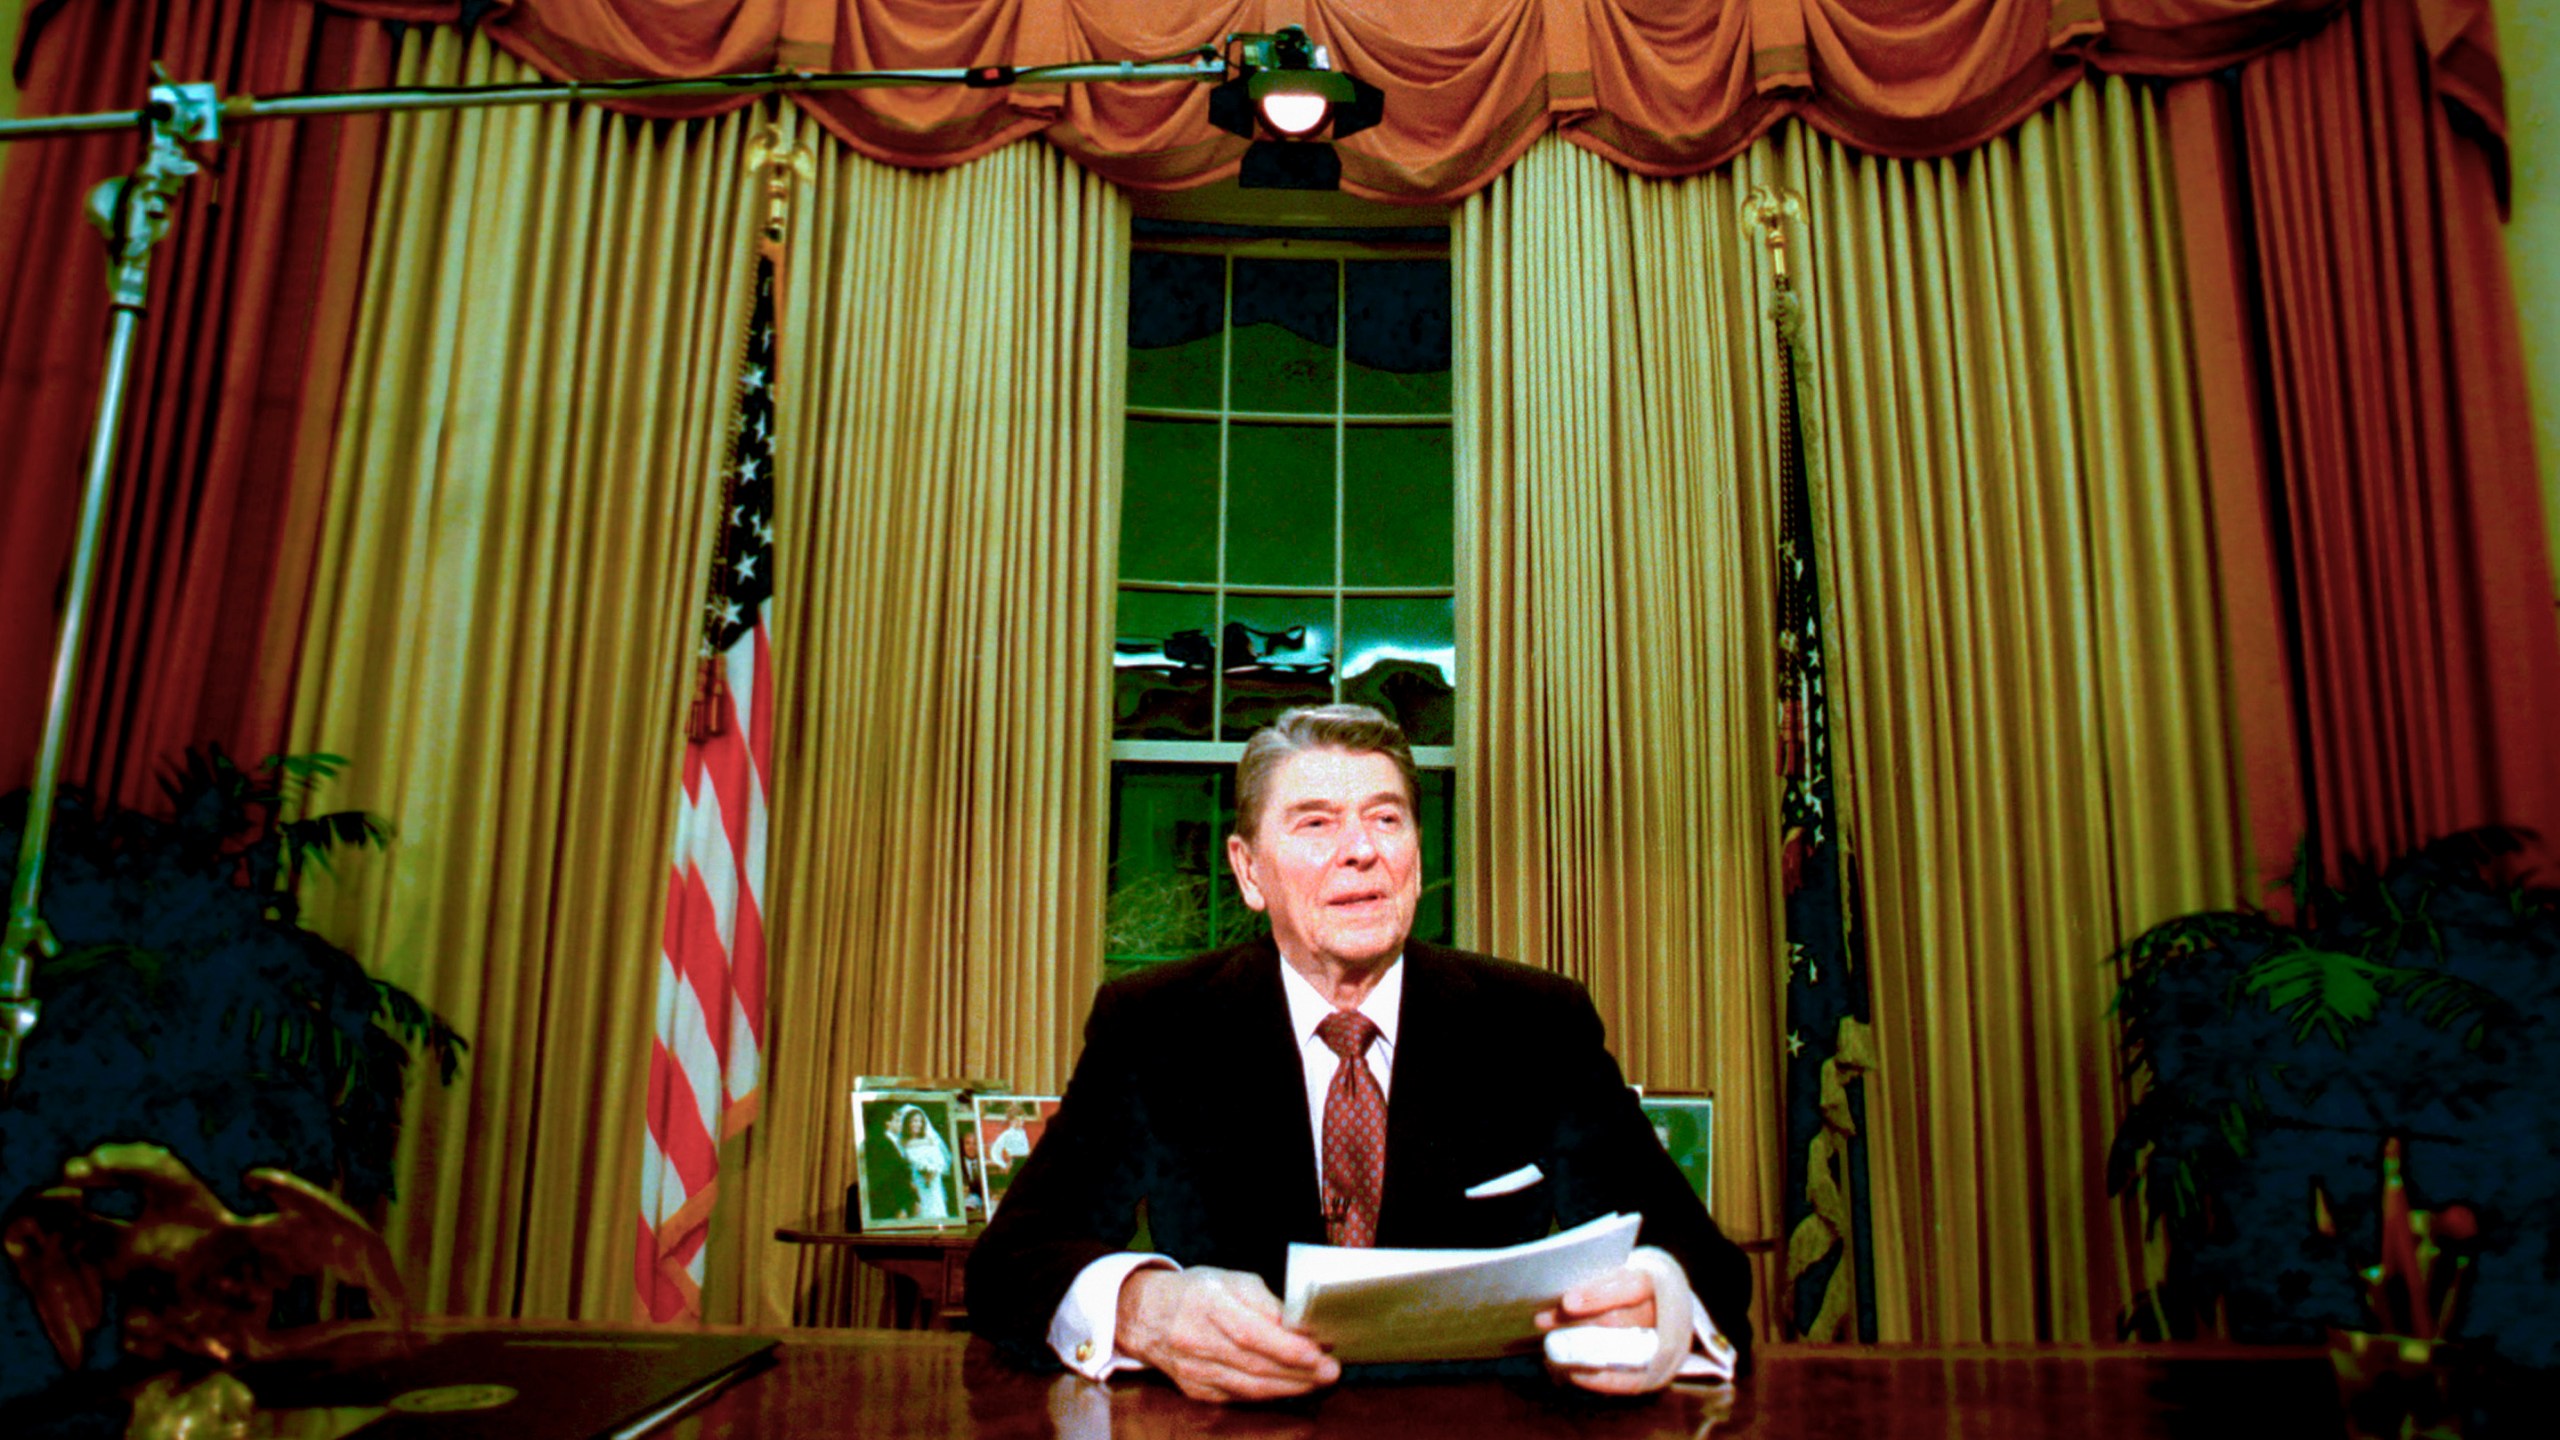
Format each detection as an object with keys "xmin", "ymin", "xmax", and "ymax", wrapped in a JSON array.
[{"xmin": 969, "ymin": 704, "xmax": 1750, "ymax": 1402}]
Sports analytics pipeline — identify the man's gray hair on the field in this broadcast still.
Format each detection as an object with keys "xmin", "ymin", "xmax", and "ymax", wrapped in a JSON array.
[{"xmin": 1231, "ymin": 704, "xmax": 1419, "ymax": 840}]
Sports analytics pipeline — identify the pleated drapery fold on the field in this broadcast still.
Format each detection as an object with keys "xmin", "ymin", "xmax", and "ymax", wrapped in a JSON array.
[
  {"xmin": 283, "ymin": 29, "xmax": 1122, "ymax": 1325},
  {"xmin": 1779, "ymin": 84, "xmax": 2245, "ymax": 1341},
  {"xmin": 1453, "ymin": 139, "xmax": 1789, "ymax": 1277},
  {"xmin": 271, "ymin": 0, "xmax": 2508, "ymax": 201},
  {"xmin": 741, "ymin": 133, "xmax": 1123, "ymax": 1327},
  {"xmin": 287, "ymin": 31, "xmax": 761, "ymax": 1319},
  {"xmin": 1458, "ymin": 84, "xmax": 2247, "ymax": 1341},
  {"xmin": 2209, "ymin": 0, "xmax": 2560, "ymax": 879}
]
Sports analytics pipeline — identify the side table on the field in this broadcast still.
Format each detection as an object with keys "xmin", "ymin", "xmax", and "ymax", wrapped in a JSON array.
[{"xmin": 775, "ymin": 1214, "xmax": 980, "ymax": 1330}]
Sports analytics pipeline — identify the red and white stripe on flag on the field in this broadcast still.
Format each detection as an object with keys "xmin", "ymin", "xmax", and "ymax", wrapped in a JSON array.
[
  {"xmin": 637, "ymin": 621, "xmax": 771, "ymax": 1320},
  {"xmin": 638, "ymin": 255, "xmax": 780, "ymax": 1322}
]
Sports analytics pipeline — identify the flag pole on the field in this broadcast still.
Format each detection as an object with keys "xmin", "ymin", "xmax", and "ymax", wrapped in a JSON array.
[{"xmin": 0, "ymin": 51, "xmax": 1225, "ymax": 1095}]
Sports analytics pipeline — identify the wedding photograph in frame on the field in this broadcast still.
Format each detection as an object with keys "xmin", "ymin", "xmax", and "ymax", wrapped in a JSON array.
[
  {"xmin": 1638, "ymin": 1092, "xmax": 1714, "ymax": 1205},
  {"xmin": 973, "ymin": 1094, "xmax": 1061, "ymax": 1220},
  {"xmin": 851, "ymin": 1089, "xmax": 969, "ymax": 1231}
]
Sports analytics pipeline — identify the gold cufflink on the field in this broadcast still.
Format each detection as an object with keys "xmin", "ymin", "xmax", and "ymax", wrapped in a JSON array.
[{"xmin": 1075, "ymin": 1340, "xmax": 1095, "ymax": 1363}]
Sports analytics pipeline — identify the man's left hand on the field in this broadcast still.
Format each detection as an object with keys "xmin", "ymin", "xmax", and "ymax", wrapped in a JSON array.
[{"xmin": 1533, "ymin": 1245, "xmax": 1695, "ymax": 1395}]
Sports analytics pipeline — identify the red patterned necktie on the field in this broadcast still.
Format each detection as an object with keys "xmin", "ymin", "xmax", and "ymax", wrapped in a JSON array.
[{"xmin": 1317, "ymin": 1009, "xmax": 1387, "ymax": 1247}]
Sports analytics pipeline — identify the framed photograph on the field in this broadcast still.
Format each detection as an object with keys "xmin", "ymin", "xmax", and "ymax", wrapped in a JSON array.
[
  {"xmin": 1638, "ymin": 1092, "xmax": 1714, "ymax": 1205},
  {"xmin": 972, "ymin": 1093, "xmax": 1061, "ymax": 1220},
  {"xmin": 851, "ymin": 1089, "xmax": 970, "ymax": 1231}
]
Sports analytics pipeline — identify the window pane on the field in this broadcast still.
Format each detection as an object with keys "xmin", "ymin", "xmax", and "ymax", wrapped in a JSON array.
[
  {"xmin": 1341, "ymin": 596, "xmax": 1455, "ymax": 745},
  {"xmin": 1344, "ymin": 260, "xmax": 1452, "ymax": 415},
  {"xmin": 1106, "ymin": 765, "xmax": 1218, "ymax": 961},
  {"xmin": 1225, "ymin": 423, "xmax": 1335, "ymax": 587},
  {"xmin": 1106, "ymin": 764, "xmax": 1270, "ymax": 976},
  {"xmin": 1114, "ymin": 589, "xmax": 1215, "ymax": 740},
  {"xmin": 1229, "ymin": 258, "xmax": 1337, "ymax": 414},
  {"xmin": 1342, "ymin": 426, "xmax": 1453, "ymax": 588},
  {"xmin": 1221, "ymin": 593, "xmax": 1335, "ymax": 741},
  {"xmin": 1121, "ymin": 418, "xmax": 1219, "ymax": 583},
  {"xmin": 1129, "ymin": 251, "xmax": 1225, "ymax": 409},
  {"xmin": 1412, "ymin": 769, "xmax": 1456, "ymax": 946}
]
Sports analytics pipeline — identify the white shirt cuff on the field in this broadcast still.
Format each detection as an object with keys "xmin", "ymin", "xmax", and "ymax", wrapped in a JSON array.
[
  {"xmin": 1624, "ymin": 1245, "xmax": 1736, "ymax": 1384},
  {"xmin": 1679, "ymin": 1306, "xmax": 1739, "ymax": 1382},
  {"xmin": 1048, "ymin": 1252, "xmax": 1179, "ymax": 1379}
]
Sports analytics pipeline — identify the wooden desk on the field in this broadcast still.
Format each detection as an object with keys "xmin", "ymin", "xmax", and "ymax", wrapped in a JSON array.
[
  {"xmin": 773, "ymin": 1215, "xmax": 979, "ymax": 1329},
  {"xmin": 776, "ymin": 1218, "xmax": 1786, "ymax": 1342},
  {"xmin": 670, "ymin": 1333, "xmax": 2348, "ymax": 1439}
]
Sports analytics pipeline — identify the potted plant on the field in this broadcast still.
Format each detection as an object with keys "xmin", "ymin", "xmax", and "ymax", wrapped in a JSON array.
[
  {"xmin": 0, "ymin": 749, "xmax": 464, "ymax": 1405},
  {"xmin": 2105, "ymin": 828, "xmax": 2559, "ymax": 1374}
]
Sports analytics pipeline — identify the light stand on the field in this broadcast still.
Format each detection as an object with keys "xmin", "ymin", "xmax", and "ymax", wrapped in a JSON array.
[{"xmin": 0, "ymin": 47, "xmax": 1259, "ymax": 1094}]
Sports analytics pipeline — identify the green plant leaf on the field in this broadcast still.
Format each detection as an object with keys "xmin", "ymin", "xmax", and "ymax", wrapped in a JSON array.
[
  {"xmin": 2239, "ymin": 943, "xmax": 2387, "ymax": 1047},
  {"xmin": 2390, "ymin": 967, "xmax": 2510, "ymax": 1048},
  {"xmin": 282, "ymin": 809, "xmax": 393, "ymax": 879}
]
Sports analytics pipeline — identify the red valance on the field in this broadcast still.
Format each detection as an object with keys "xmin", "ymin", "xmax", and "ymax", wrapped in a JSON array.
[{"xmin": 227, "ymin": 0, "xmax": 2506, "ymax": 201}]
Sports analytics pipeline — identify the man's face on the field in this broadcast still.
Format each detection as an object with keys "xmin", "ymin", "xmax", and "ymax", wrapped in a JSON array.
[{"xmin": 1227, "ymin": 747, "xmax": 1421, "ymax": 976}]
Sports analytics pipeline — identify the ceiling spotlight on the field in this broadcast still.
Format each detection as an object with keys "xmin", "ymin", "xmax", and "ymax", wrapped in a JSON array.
[
  {"xmin": 1257, "ymin": 89, "xmax": 1331, "ymax": 138},
  {"xmin": 1207, "ymin": 27, "xmax": 1385, "ymax": 191}
]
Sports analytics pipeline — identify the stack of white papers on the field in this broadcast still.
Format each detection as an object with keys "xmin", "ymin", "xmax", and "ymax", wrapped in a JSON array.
[{"xmin": 1279, "ymin": 1212, "xmax": 1642, "ymax": 1364}]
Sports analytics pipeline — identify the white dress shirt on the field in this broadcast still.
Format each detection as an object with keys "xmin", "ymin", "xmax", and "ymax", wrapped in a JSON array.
[
  {"xmin": 1045, "ymin": 954, "xmax": 1733, "ymax": 1382},
  {"xmin": 1279, "ymin": 952, "xmax": 1402, "ymax": 1178}
]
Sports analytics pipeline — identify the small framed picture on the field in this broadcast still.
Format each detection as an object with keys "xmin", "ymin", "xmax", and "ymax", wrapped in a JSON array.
[
  {"xmin": 1638, "ymin": 1092, "xmax": 1714, "ymax": 1204},
  {"xmin": 972, "ymin": 1093, "xmax": 1061, "ymax": 1220},
  {"xmin": 851, "ymin": 1089, "xmax": 970, "ymax": 1231}
]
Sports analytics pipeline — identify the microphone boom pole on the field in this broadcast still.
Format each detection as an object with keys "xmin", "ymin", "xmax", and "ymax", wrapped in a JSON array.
[{"xmin": 0, "ymin": 52, "xmax": 1228, "ymax": 1093}]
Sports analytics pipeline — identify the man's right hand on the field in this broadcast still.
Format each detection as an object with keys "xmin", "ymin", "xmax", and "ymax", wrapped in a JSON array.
[{"xmin": 1115, "ymin": 1266, "xmax": 1341, "ymax": 1403}]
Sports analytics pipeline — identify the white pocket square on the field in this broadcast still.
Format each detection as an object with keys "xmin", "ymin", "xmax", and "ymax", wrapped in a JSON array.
[{"xmin": 1463, "ymin": 1163, "xmax": 1544, "ymax": 1198}]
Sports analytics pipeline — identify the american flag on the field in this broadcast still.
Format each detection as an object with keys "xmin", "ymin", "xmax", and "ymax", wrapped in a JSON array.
[{"xmin": 638, "ymin": 256, "xmax": 778, "ymax": 1322}]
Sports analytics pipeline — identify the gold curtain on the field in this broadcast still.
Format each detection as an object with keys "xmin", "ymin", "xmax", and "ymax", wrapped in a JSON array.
[
  {"xmin": 1457, "ymin": 76, "xmax": 2244, "ymax": 1342},
  {"xmin": 288, "ymin": 31, "xmax": 758, "ymax": 1319},
  {"xmin": 1453, "ymin": 139, "xmax": 1792, "ymax": 1295},
  {"xmin": 1780, "ymin": 78, "xmax": 2242, "ymax": 1341},
  {"xmin": 734, "ymin": 127, "xmax": 1126, "ymax": 1325},
  {"xmin": 290, "ymin": 26, "xmax": 1125, "ymax": 1326}
]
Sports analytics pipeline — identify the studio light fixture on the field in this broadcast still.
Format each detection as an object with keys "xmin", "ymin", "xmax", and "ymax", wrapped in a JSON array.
[{"xmin": 1208, "ymin": 27, "xmax": 1386, "ymax": 191}]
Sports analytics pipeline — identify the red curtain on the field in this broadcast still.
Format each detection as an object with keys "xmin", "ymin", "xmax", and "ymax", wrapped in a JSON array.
[
  {"xmin": 0, "ymin": 1, "xmax": 391, "ymax": 805},
  {"xmin": 296, "ymin": 0, "xmax": 2503, "ymax": 201},
  {"xmin": 2207, "ymin": 0, "xmax": 2560, "ymax": 879}
]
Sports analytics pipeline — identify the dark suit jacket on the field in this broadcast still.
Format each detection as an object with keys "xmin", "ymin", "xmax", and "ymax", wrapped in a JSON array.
[{"xmin": 967, "ymin": 938, "xmax": 1754, "ymax": 1362}]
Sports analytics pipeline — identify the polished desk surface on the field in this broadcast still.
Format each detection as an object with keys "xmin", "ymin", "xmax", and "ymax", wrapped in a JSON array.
[{"xmin": 661, "ymin": 1331, "xmax": 2343, "ymax": 1440}]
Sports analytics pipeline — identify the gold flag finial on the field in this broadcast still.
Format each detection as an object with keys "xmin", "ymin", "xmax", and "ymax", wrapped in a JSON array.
[
  {"xmin": 745, "ymin": 126, "xmax": 816, "ymax": 244},
  {"xmin": 1740, "ymin": 185, "xmax": 1805, "ymax": 287}
]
